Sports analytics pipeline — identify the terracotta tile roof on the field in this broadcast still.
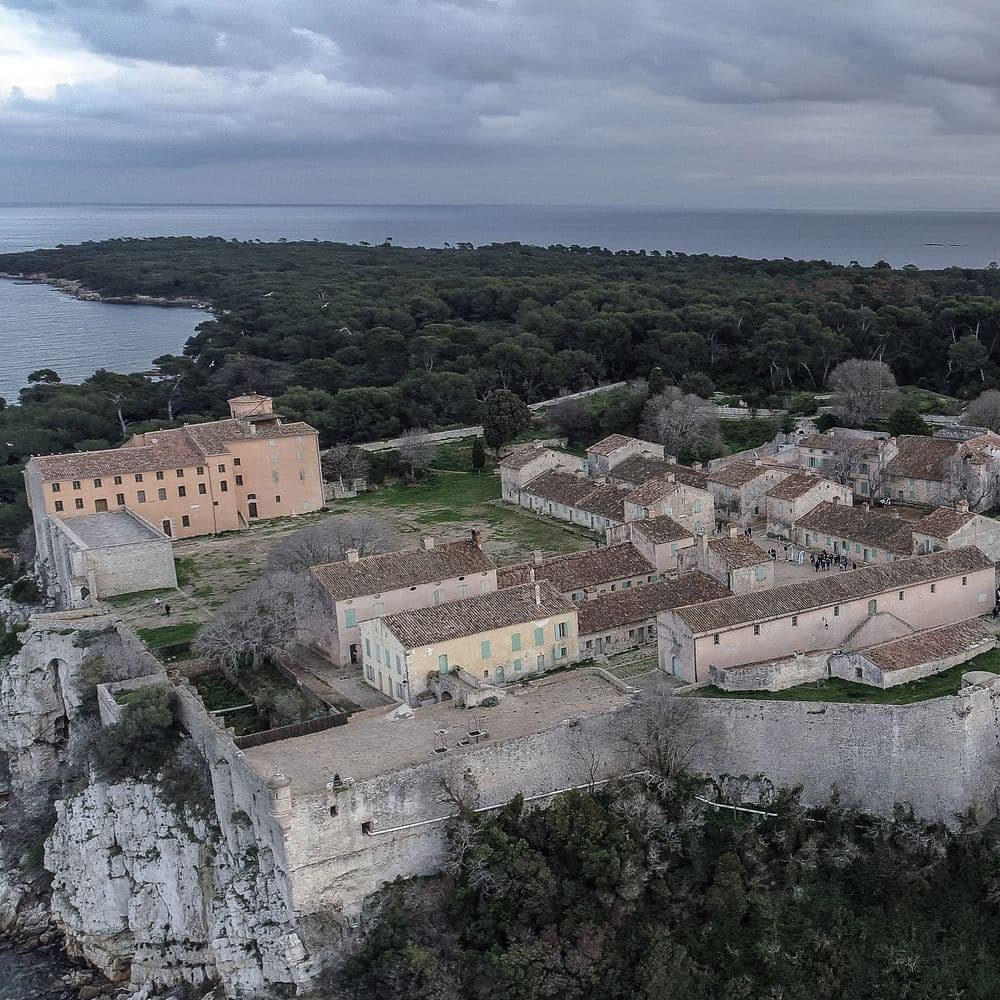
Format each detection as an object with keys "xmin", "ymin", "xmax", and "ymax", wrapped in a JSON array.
[
  {"xmin": 495, "ymin": 544, "xmax": 655, "ymax": 594},
  {"xmin": 383, "ymin": 581, "xmax": 574, "ymax": 647},
  {"xmin": 798, "ymin": 430, "xmax": 884, "ymax": 456},
  {"xmin": 708, "ymin": 461, "xmax": 767, "ymax": 488},
  {"xmin": 500, "ymin": 443, "xmax": 556, "ymax": 470},
  {"xmin": 577, "ymin": 484, "xmax": 628, "ymax": 521},
  {"xmin": 625, "ymin": 477, "xmax": 681, "ymax": 505},
  {"xmin": 672, "ymin": 548, "xmax": 992, "ymax": 633},
  {"xmin": 861, "ymin": 619, "xmax": 994, "ymax": 672},
  {"xmin": 795, "ymin": 500, "xmax": 914, "ymax": 555},
  {"xmin": 311, "ymin": 539, "xmax": 495, "ymax": 601},
  {"xmin": 578, "ymin": 572, "xmax": 730, "ymax": 634},
  {"xmin": 609, "ymin": 455, "xmax": 708, "ymax": 489},
  {"xmin": 522, "ymin": 469, "xmax": 597, "ymax": 507},
  {"xmin": 913, "ymin": 506, "xmax": 977, "ymax": 539},
  {"xmin": 886, "ymin": 435, "xmax": 959, "ymax": 482},
  {"xmin": 708, "ymin": 536, "xmax": 770, "ymax": 569},
  {"xmin": 765, "ymin": 471, "xmax": 841, "ymax": 501},
  {"xmin": 632, "ymin": 515, "xmax": 693, "ymax": 545},
  {"xmin": 28, "ymin": 415, "xmax": 316, "ymax": 482},
  {"xmin": 588, "ymin": 433, "xmax": 641, "ymax": 456}
]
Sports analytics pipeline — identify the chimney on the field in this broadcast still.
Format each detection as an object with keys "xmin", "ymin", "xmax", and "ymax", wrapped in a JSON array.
[
  {"xmin": 753, "ymin": 458, "xmax": 762, "ymax": 467},
  {"xmin": 532, "ymin": 550, "xmax": 543, "ymax": 566},
  {"xmin": 666, "ymin": 473, "xmax": 676, "ymax": 484},
  {"xmin": 698, "ymin": 533, "xmax": 709, "ymax": 559},
  {"xmin": 421, "ymin": 536, "xmax": 435, "ymax": 551},
  {"xmin": 345, "ymin": 548, "xmax": 360, "ymax": 564},
  {"xmin": 534, "ymin": 583, "xmax": 542, "ymax": 607},
  {"xmin": 728, "ymin": 524, "xmax": 740, "ymax": 538},
  {"xmin": 470, "ymin": 528, "xmax": 483, "ymax": 548},
  {"xmin": 529, "ymin": 567, "xmax": 536, "ymax": 583},
  {"xmin": 956, "ymin": 499, "xmax": 969, "ymax": 514}
]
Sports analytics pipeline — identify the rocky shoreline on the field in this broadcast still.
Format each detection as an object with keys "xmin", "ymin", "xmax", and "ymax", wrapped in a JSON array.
[{"xmin": 0, "ymin": 273, "xmax": 212, "ymax": 311}]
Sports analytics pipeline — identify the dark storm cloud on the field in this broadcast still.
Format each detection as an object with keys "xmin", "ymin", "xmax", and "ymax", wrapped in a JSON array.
[{"xmin": 3, "ymin": 0, "xmax": 1000, "ymax": 204}]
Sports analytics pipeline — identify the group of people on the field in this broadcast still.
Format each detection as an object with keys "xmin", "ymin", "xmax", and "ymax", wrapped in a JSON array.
[{"xmin": 811, "ymin": 552, "xmax": 854, "ymax": 572}]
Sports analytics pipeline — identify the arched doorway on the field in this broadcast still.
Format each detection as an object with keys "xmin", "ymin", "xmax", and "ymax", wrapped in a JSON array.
[{"xmin": 495, "ymin": 665, "xmax": 506, "ymax": 684}]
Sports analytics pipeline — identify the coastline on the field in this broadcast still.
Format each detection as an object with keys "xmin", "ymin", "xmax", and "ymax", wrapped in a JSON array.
[{"xmin": 0, "ymin": 272, "xmax": 212, "ymax": 311}]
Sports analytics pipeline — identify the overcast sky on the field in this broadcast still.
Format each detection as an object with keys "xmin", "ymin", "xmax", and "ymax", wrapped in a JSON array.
[{"xmin": 2, "ymin": 0, "xmax": 1000, "ymax": 207}]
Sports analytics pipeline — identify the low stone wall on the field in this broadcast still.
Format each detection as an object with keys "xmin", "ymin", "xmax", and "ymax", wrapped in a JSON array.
[
  {"xmin": 234, "ymin": 714, "xmax": 345, "ymax": 749},
  {"xmin": 829, "ymin": 635, "xmax": 996, "ymax": 689},
  {"xmin": 708, "ymin": 651, "xmax": 829, "ymax": 692}
]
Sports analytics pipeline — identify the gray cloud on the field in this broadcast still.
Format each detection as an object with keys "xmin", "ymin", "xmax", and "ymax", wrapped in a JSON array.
[{"xmin": 3, "ymin": 0, "xmax": 1000, "ymax": 205}]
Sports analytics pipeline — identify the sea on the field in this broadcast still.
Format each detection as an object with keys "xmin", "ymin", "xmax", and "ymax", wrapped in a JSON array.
[{"xmin": 3, "ymin": 203, "xmax": 1000, "ymax": 400}]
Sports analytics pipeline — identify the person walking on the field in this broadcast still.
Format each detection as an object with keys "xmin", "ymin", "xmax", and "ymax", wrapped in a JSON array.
[{"xmin": 163, "ymin": 603, "xmax": 171, "ymax": 617}]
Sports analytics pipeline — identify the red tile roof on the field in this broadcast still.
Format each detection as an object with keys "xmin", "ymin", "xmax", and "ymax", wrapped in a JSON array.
[
  {"xmin": 631, "ymin": 515, "xmax": 693, "ymax": 545},
  {"xmin": 795, "ymin": 500, "xmax": 914, "ymax": 556},
  {"xmin": 913, "ymin": 506, "xmax": 977, "ymax": 539},
  {"xmin": 861, "ymin": 619, "xmax": 994, "ymax": 672},
  {"xmin": 708, "ymin": 536, "xmax": 770, "ymax": 569},
  {"xmin": 765, "ymin": 471, "xmax": 842, "ymax": 501},
  {"xmin": 708, "ymin": 461, "xmax": 768, "ymax": 488},
  {"xmin": 496, "ymin": 544, "xmax": 655, "ymax": 594}
]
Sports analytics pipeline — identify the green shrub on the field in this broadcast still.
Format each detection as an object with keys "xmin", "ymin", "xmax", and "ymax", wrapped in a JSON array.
[
  {"xmin": 91, "ymin": 685, "xmax": 178, "ymax": 782},
  {"xmin": 9, "ymin": 577, "xmax": 40, "ymax": 604},
  {"xmin": 787, "ymin": 392, "xmax": 819, "ymax": 415}
]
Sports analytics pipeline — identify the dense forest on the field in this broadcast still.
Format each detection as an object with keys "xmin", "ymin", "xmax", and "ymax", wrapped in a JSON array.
[
  {"xmin": 3, "ymin": 237, "xmax": 1000, "ymax": 543},
  {"xmin": 340, "ymin": 779, "xmax": 1000, "ymax": 1000}
]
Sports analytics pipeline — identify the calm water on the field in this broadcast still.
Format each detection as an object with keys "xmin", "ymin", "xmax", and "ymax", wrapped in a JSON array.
[{"xmin": 3, "ymin": 203, "xmax": 1000, "ymax": 399}]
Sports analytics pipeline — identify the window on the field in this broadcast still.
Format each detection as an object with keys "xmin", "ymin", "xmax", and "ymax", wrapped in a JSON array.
[
  {"xmin": 178, "ymin": 485, "xmax": 187, "ymax": 498},
  {"xmin": 218, "ymin": 464, "xmax": 225, "ymax": 473},
  {"xmin": 833, "ymin": 605, "xmax": 840, "ymax": 617},
  {"xmin": 395, "ymin": 682, "xmax": 404, "ymax": 700},
  {"xmin": 234, "ymin": 457, "xmax": 241, "ymax": 467},
  {"xmin": 791, "ymin": 616, "xmax": 798, "ymax": 627},
  {"xmin": 458, "ymin": 584, "xmax": 469, "ymax": 598},
  {"xmin": 196, "ymin": 466, "xmax": 204, "ymax": 475},
  {"xmin": 395, "ymin": 655, "xmax": 402, "ymax": 675},
  {"xmin": 365, "ymin": 664, "xmax": 374, "ymax": 681},
  {"xmin": 962, "ymin": 576, "xmax": 968, "ymax": 586},
  {"xmin": 157, "ymin": 488, "xmax": 167, "ymax": 501},
  {"xmin": 275, "ymin": 495, "xmax": 281, "ymax": 503},
  {"xmin": 867, "ymin": 599, "xmax": 877, "ymax": 615},
  {"xmin": 534, "ymin": 626, "xmax": 544, "ymax": 646},
  {"xmin": 898, "ymin": 590, "xmax": 904, "ymax": 601},
  {"xmin": 198, "ymin": 483, "xmax": 207, "ymax": 495},
  {"xmin": 555, "ymin": 646, "xmax": 567, "ymax": 660},
  {"xmin": 115, "ymin": 493, "xmax": 125, "ymax": 506},
  {"xmin": 713, "ymin": 633, "xmax": 720, "ymax": 644},
  {"xmin": 235, "ymin": 475, "xmax": 243, "ymax": 486},
  {"xmin": 219, "ymin": 481, "xmax": 228, "ymax": 492},
  {"xmin": 72, "ymin": 480, "xmax": 81, "ymax": 490},
  {"xmin": 95, "ymin": 499, "xmax": 108, "ymax": 512},
  {"xmin": 267, "ymin": 439, "xmax": 276, "ymax": 447},
  {"xmin": 181, "ymin": 515, "xmax": 190, "ymax": 527},
  {"xmin": 755, "ymin": 565, "xmax": 767, "ymax": 581},
  {"xmin": 137, "ymin": 490, "xmax": 146, "ymax": 502},
  {"xmin": 365, "ymin": 638, "xmax": 371, "ymax": 657},
  {"xmin": 513, "ymin": 658, "xmax": 522, "ymax": 672},
  {"xmin": 299, "ymin": 468, "xmax": 306, "ymax": 481},
  {"xmin": 93, "ymin": 478, "xmax": 102, "ymax": 488},
  {"xmin": 51, "ymin": 483, "xmax": 61, "ymax": 493},
  {"xmin": 270, "ymin": 454, "xmax": 279, "ymax": 464},
  {"xmin": 433, "ymin": 589, "xmax": 444, "ymax": 604},
  {"xmin": 694, "ymin": 500, "xmax": 702, "ymax": 513},
  {"xmin": 135, "ymin": 473, "xmax": 143, "ymax": 483},
  {"xmin": 344, "ymin": 609, "xmax": 357, "ymax": 628},
  {"xmin": 156, "ymin": 471, "xmax": 164, "ymax": 480},
  {"xmin": 480, "ymin": 640, "xmax": 492, "ymax": 659},
  {"xmin": 931, "ymin": 583, "xmax": 936, "ymax": 594},
  {"xmin": 113, "ymin": 476, "xmax": 122, "ymax": 485},
  {"xmin": 438, "ymin": 654, "xmax": 449, "ymax": 672},
  {"xmin": 753, "ymin": 624, "xmax": 760, "ymax": 636},
  {"xmin": 556, "ymin": 621, "xmax": 569, "ymax": 638},
  {"xmin": 272, "ymin": 471, "xmax": 280, "ymax": 483},
  {"xmin": 296, "ymin": 450, "xmax": 303, "ymax": 461},
  {"xmin": 74, "ymin": 498, "xmax": 84, "ymax": 510},
  {"xmin": 511, "ymin": 632, "xmax": 522, "ymax": 651},
  {"xmin": 176, "ymin": 469, "xmax": 184, "ymax": 477},
  {"xmin": 54, "ymin": 500, "xmax": 63, "ymax": 512},
  {"xmin": 623, "ymin": 580, "xmax": 631, "ymax": 589}
]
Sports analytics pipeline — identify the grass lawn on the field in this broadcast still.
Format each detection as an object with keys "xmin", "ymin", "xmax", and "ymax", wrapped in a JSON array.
[
  {"xmin": 136, "ymin": 621, "xmax": 201, "ymax": 648},
  {"xmin": 892, "ymin": 386, "xmax": 965, "ymax": 416},
  {"xmin": 104, "ymin": 586, "xmax": 176, "ymax": 607},
  {"xmin": 697, "ymin": 645, "xmax": 1000, "ymax": 705}
]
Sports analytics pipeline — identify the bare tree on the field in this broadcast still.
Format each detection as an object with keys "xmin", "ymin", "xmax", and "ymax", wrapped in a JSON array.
[
  {"xmin": 944, "ymin": 454, "xmax": 998, "ymax": 512},
  {"xmin": 827, "ymin": 359, "xmax": 897, "ymax": 427},
  {"xmin": 195, "ymin": 571, "xmax": 318, "ymax": 670},
  {"xmin": 265, "ymin": 515, "xmax": 397, "ymax": 574},
  {"xmin": 639, "ymin": 388, "xmax": 719, "ymax": 457},
  {"xmin": 397, "ymin": 428, "xmax": 434, "ymax": 478},
  {"xmin": 321, "ymin": 445, "xmax": 371, "ymax": 485},
  {"xmin": 623, "ymin": 685, "xmax": 714, "ymax": 781},
  {"xmin": 963, "ymin": 390, "xmax": 1000, "ymax": 434}
]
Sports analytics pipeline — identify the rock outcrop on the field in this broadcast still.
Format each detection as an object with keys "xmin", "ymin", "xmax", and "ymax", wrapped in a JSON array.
[{"xmin": 46, "ymin": 779, "xmax": 314, "ymax": 997}]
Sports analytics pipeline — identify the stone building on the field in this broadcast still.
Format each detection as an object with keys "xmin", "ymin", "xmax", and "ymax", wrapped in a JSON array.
[
  {"xmin": 706, "ymin": 461, "xmax": 791, "ymax": 528},
  {"xmin": 794, "ymin": 429, "xmax": 897, "ymax": 499},
  {"xmin": 44, "ymin": 511, "xmax": 177, "ymax": 608},
  {"xmin": 764, "ymin": 472, "xmax": 853, "ymax": 540},
  {"xmin": 586, "ymin": 434, "xmax": 665, "ymax": 477},
  {"xmin": 495, "ymin": 543, "xmax": 657, "ymax": 601},
  {"xmin": 792, "ymin": 500, "xmax": 914, "ymax": 564},
  {"xmin": 25, "ymin": 396, "xmax": 324, "ymax": 599},
  {"xmin": 658, "ymin": 547, "xmax": 995, "ymax": 683},
  {"xmin": 604, "ymin": 454, "xmax": 708, "ymax": 491},
  {"xmin": 621, "ymin": 475, "xmax": 714, "ymax": 535},
  {"xmin": 613, "ymin": 516, "xmax": 695, "ymax": 573},
  {"xmin": 499, "ymin": 443, "xmax": 580, "ymax": 502},
  {"xmin": 577, "ymin": 572, "xmax": 729, "ymax": 655},
  {"xmin": 360, "ymin": 581, "xmax": 579, "ymax": 701},
  {"xmin": 516, "ymin": 469, "xmax": 629, "ymax": 532},
  {"xmin": 679, "ymin": 529, "xmax": 775, "ymax": 593},
  {"xmin": 884, "ymin": 433, "xmax": 1000, "ymax": 510},
  {"xmin": 309, "ymin": 532, "xmax": 497, "ymax": 666},
  {"xmin": 912, "ymin": 502, "xmax": 1000, "ymax": 563}
]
